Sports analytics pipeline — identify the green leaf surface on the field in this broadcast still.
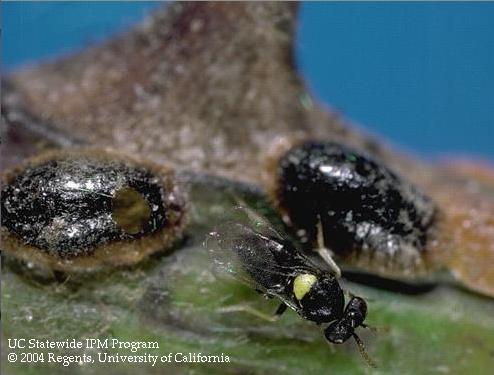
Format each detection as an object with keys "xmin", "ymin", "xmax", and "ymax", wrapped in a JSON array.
[{"xmin": 3, "ymin": 181, "xmax": 494, "ymax": 375}]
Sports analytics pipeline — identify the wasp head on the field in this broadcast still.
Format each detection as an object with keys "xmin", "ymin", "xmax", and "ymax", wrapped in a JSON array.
[{"xmin": 324, "ymin": 296, "xmax": 367, "ymax": 344}]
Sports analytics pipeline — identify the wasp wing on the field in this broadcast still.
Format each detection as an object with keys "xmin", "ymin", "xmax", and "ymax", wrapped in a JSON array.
[
  {"xmin": 205, "ymin": 223, "xmax": 264, "ymax": 289},
  {"xmin": 205, "ymin": 218, "xmax": 319, "ymax": 312},
  {"xmin": 229, "ymin": 205, "xmax": 326, "ymax": 275},
  {"xmin": 231, "ymin": 203, "xmax": 286, "ymax": 242}
]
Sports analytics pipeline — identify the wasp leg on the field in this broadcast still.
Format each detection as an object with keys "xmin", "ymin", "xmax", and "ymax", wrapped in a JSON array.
[
  {"xmin": 316, "ymin": 216, "xmax": 342, "ymax": 278},
  {"xmin": 325, "ymin": 340, "xmax": 337, "ymax": 354},
  {"xmin": 216, "ymin": 303, "xmax": 280, "ymax": 322},
  {"xmin": 274, "ymin": 302, "xmax": 288, "ymax": 317},
  {"xmin": 342, "ymin": 289, "xmax": 357, "ymax": 304},
  {"xmin": 53, "ymin": 270, "xmax": 69, "ymax": 283}
]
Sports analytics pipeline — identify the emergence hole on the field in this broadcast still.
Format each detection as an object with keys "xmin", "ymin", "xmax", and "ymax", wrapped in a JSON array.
[{"xmin": 111, "ymin": 186, "xmax": 151, "ymax": 234}]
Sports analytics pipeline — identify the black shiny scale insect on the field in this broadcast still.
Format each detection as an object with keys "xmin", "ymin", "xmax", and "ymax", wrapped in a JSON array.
[
  {"xmin": 1, "ymin": 150, "xmax": 186, "ymax": 272},
  {"xmin": 206, "ymin": 207, "xmax": 374, "ymax": 365},
  {"xmin": 2, "ymin": 158, "xmax": 166, "ymax": 257},
  {"xmin": 275, "ymin": 141, "xmax": 436, "ymax": 268}
]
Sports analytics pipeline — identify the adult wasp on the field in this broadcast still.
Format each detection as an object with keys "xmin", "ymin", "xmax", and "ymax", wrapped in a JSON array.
[{"xmin": 206, "ymin": 206, "xmax": 375, "ymax": 367}]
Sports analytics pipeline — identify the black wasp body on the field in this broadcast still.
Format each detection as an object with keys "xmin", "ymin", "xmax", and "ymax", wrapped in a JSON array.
[{"xmin": 206, "ymin": 207, "xmax": 372, "ymax": 360}]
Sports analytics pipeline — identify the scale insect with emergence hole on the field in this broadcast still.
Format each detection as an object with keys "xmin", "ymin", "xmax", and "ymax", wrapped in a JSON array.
[{"xmin": 0, "ymin": 149, "xmax": 186, "ymax": 272}]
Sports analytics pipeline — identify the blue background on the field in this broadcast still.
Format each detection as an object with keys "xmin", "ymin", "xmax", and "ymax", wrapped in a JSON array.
[{"xmin": 3, "ymin": 2, "xmax": 494, "ymax": 161}]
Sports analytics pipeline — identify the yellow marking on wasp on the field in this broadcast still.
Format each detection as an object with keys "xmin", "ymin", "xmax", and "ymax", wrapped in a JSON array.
[{"xmin": 293, "ymin": 273, "xmax": 317, "ymax": 300}]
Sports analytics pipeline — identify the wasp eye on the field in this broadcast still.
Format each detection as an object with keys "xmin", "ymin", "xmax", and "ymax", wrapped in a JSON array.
[
  {"xmin": 273, "ymin": 141, "xmax": 436, "ymax": 269},
  {"xmin": 1, "ymin": 149, "xmax": 186, "ymax": 272},
  {"xmin": 346, "ymin": 296, "xmax": 367, "ymax": 318}
]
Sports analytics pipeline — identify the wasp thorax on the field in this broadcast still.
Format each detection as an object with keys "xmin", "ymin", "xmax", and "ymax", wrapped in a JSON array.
[
  {"xmin": 275, "ymin": 141, "xmax": 436, "ymax": 270},
  {"xmin": 1, "ymin": 150, "xmax": 187, "ymax": 272},
  {"xmin": 296, "ymin": 276, "xmax": 344, "ymax": 324}
]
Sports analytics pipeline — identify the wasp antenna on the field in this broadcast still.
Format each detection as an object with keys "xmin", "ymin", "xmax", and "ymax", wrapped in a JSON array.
[{"xmin": 353, "ymin": 333, "xmax": 377, "ymax": 368}]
